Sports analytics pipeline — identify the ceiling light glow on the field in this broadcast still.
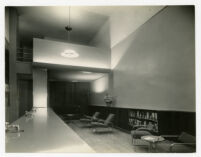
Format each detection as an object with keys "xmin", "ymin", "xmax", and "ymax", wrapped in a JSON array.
[
  {"xmin": 82, "ymin": 71, "xmax": 92, "ymax": 74},
  {"xmin": 61, "ymin": 49, "xmax": 79, "ymax": 58}
]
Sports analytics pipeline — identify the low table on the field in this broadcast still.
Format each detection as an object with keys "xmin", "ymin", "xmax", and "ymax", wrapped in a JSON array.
[{"xmin": 141, "ymin": 135, "xmax": 165, "ymax": 152}]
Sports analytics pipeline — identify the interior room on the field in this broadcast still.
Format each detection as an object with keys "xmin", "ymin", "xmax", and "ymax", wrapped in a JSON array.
[{"xmin": 5, "ymin": 6, "xmax": 195, "ymax": 153}]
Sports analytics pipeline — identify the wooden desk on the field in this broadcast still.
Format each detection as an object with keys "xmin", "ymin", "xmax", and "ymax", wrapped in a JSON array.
[{"xmin": 6, "ymin": 108, "xmax": 95, "ymax": 153}]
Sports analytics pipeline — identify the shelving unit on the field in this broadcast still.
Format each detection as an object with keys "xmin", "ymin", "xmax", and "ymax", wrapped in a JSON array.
[{"xmin": 128, "ymin": 109, "xmax": 158, "ymax": 132}]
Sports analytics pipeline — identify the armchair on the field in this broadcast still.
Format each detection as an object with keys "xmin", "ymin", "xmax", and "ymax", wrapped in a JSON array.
[
  {"xmin": 131, "ymin": 123, "xmax": 157, "ymax": 146},
  {"xmin": 80, "ymin": 112, "xmax": 100, "ymax": 123},
  {"xmin": 157, "ymin": 132, "xmax": 196, "ymax": 152},
  {"xmin": 90, "ymin": 113, "xmax": 115, "ymax": 133}
]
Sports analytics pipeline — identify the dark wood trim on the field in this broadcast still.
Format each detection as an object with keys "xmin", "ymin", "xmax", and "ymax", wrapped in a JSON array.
[
  {"xmin": 88, "ymin": 105, "xmax": 196, "ymax": 136},
  {"xmin": 88, "ymin": 105, "xmax": 195, "ymax": 113}
]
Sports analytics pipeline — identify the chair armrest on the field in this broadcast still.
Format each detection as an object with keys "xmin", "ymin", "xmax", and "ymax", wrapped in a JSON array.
[
  {"xmin": 91, "ymin": 117, "xmax": 98, "ymax": 122},
  {"xmin": 83, "ymin": 115, "xmax": 91, "ymax": 119},
  {"xmin": 137, "ymin": 127, "xmax": 155, "ymax": 132},
  {"xmin": 169, "ymin": 143, "xmax": 196, "ymax": 152},
  {"xmin": 97, "ymin": 119, "xmax": 104, "ymax": 123},
  {"xmin": 161, "ymin": 135, "xmax": 179, "ymax": 141},
  {"xmin": 161, "ymin": 135, "xmax": 179, "ymax": 143},
  {"xmin": 91, "ymin": 122, "xmax": 103, "ymax": 125},
  {"xmin": 91, "ymin": 122, "xmax": 107, "ymax": 127}
]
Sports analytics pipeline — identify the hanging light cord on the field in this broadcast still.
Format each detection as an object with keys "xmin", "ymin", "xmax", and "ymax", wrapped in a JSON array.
[
  {"xmin": 65, "ymin": 6, "xmax": 72, "ymax": 41},
  {"xmin": 68, "ymin": 6, "xmax": 71, "ymax": 41},
  {"xmin": 69, "ymin": 6, "xmax": 71, "ymax": 27}
]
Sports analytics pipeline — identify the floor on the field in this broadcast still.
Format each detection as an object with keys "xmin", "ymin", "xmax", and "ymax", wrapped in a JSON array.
[
  {"xmin": 65, "ymin": 120, "xmax": 149, "ymax": 153},
  {"xmin": 6, "ymin": 108, "xmax": 94, "ymax": 153}
]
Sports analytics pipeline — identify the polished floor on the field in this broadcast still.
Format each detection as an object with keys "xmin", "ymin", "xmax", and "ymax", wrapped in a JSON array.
[
  {"xmin": 6, "ymin": 108, "xmax": 149, "ymax": 153},
  {"xmin": 6, "ymin": 108, "xmax": 94, "ymax": 153},
  {"xmin": 67, "ymin": 120, "xmax": 149, "ymax": 153}
]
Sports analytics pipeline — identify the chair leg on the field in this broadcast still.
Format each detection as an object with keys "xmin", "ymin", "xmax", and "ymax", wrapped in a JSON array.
[
  {"xmin": 132, "ymin": 137, "xmax": 135, "ymax": 145},
  {"xmin": 132, "ymin": 138, "xmax": 137, "ymax": 152}
]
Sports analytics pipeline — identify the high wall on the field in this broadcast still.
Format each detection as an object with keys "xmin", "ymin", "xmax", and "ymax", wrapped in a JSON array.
[
  {"xmin": 90, "ymin": 6, "xmax": 195, "ymax": 112},
  {"xmin": 89, "ymin": 6, "xmax": 164, "ymax": 49},
  {"xmin": 112, "ymin": 6, "xmax": 195, "ymax": 112}
]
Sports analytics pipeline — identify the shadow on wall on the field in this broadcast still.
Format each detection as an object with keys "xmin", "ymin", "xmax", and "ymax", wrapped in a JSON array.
[
  {"xmin": 112, "ymin": 6, "xmax": 195, "ymax": 112},
  {"xmin": 90, "ymin": 19, "xmax": 111, "ymax": 51}
]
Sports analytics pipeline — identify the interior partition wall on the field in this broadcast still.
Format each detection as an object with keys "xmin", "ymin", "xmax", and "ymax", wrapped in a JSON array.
[
  {"xmin": 17, "ymin": 74, "xmax": 33, "ymax": 117},
  {"xmin": 49, "ymin": 81, "xmax": 90, "ymax": 116}
]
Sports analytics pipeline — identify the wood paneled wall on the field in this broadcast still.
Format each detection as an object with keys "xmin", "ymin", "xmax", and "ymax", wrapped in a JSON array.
[
  {"xmin": 88, "ymin": 105, "xmax": 196, "ymax": 136},
  {"xmin": 17, "ymin": 74, "xmax": 33, "ymax": 117},
  {"xmin": 49, "ymin": 81, "xmax": 90, "ymax": 115}
]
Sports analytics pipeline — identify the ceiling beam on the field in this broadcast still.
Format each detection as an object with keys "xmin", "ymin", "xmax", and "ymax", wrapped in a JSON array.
[{"xmin": 33, "ymin": 62, "xmax": 111, "ymax": 73}]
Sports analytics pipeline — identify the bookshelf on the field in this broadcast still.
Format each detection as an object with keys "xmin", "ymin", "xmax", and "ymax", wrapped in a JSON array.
[{"xmin": 128, "ymin": 109, "xmax": 158, "ymax": 132}]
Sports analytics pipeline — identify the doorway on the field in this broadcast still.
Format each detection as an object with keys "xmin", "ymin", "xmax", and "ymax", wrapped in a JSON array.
[{"xmin": 17, "ymin": 74, "xmax": 33, "ymax": 117}]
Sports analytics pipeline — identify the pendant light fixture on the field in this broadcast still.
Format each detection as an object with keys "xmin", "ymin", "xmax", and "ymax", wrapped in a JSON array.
[
  {"xmin": 61, "ymin": 6, "xmax": 79, "ymax": 58},
  {"xmin": 65, "ymin": 6, "xmax": 72, "ymax": 40}
]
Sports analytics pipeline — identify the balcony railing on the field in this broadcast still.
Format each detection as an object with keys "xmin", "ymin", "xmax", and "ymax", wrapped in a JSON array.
[{"xmin": 16, "ymin": 48, "xmax": 33, "ymax": 62}]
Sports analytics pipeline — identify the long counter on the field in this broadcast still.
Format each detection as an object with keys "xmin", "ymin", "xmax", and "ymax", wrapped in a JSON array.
[{"xmin": 6, "ymin": 108, "xmax": 95, "ymax": 153}]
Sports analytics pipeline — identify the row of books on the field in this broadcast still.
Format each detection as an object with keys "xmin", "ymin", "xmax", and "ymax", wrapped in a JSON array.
[
  {"xmin": 129, "ymin": 110, "xmax": 158, "ymax": 121},
  {"xmin": 129, "ymin": 118, "xmax": 154, "ymax": 126},
  {"xmin": 128, "ymin": 118, "xmax": 158, "ymax": 131}
]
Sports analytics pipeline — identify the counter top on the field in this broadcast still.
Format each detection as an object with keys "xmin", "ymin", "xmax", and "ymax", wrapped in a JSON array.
[{"xmin": 6, "ymin": 108, "xmax": 95, "ymax": 153}]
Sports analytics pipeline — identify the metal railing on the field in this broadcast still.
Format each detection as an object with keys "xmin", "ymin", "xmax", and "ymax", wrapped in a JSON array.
[{"xmin": 16, "ymin": 48, "xmax": 33, "ymax": 62}]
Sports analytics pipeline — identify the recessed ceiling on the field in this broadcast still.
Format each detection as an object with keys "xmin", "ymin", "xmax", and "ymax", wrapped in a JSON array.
[{"xmin": 48, "ymin": 70, "xmax": 106, "ymax": 82}]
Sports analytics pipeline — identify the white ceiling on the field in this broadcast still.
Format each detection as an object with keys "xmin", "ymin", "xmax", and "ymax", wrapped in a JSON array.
[
  {"xmin": 16, "ymin": 6, "xmax": 164, "ymax": 48},
  {"xmin": 17, "ymin": 6, "xmax": 110, "ymax": 47}
]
